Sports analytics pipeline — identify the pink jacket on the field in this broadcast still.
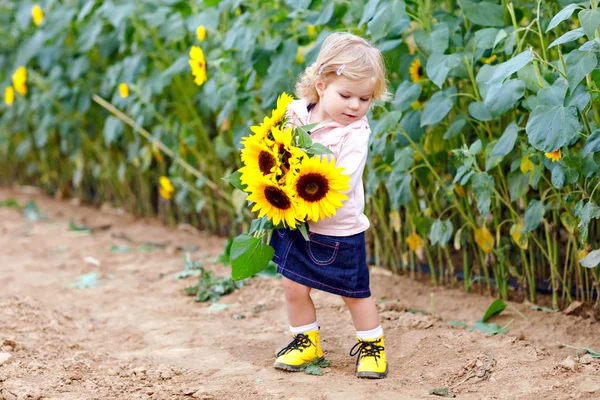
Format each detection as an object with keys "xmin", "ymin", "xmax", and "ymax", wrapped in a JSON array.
[{"xmin": 287, "ymin": 99, "xmax": 371, "ymax": 236}]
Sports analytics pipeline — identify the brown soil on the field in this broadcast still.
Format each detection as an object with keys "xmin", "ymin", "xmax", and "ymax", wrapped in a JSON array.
[{"xmin": 1, "ymin": 187, "xmax": 599, "ymax": 400}]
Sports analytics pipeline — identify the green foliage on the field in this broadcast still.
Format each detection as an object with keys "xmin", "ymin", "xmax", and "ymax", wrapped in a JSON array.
[
  {"xmin": 3, "ymin": 0, "xmax": 600, "ymax": 307},
  {"xmin": 183, "ymin": 254, "xmax": 244, "ymax": 302}
]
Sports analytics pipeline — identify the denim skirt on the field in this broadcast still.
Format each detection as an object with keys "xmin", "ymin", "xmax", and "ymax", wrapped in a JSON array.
[{"xmin": 270, "ymin": 229, "xmax": 371, "ymax": 298}]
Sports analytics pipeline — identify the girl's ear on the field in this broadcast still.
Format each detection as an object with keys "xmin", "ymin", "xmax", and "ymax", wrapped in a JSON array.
[{"xmin": 315, "ymin": 79, "xmax": 325, "ymax": 98}]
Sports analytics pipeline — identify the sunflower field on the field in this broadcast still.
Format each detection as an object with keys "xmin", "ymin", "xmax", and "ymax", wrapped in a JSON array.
[{"xmin": 2, "ymin": 0, "xmax": 600, "ymax": 309}]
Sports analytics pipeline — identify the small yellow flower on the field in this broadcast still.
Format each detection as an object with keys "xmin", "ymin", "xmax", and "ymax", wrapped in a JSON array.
[
  {"xmin": 544, "ymin": 149, "xmax": 562, "ymax": 162},
  {"xmin": 482, "ymin": 54, "xmax": 497, "ymax": 64},
  {"xmin": 307, "ymin": 24, "xmax": 316, "ymax": 38},
  {"xmin": 411, "ymin": 100, "xmax": 421, "ymax": 110},
  {"xmin": 235, "ymin": 8, "xmax": 242, "ymax": 16},
  {"xmin": 159, "ymin": 176, "xmax": 174, "ymax": 200},
  {"xmin": 4, "ymin": 86, "xmax": 15, "ymax": 106},
  {"xmin": 196, "ymin": 25, "xmax": 206, "ymax": 41},
  {"xmin": 12, "ymin": 67, "xmax": 27, "ymax": 96},
  {"xmin": 409, "ymin": 58, "xmax": 422, "ymax": 83},
  {"xmin": 118, "ymin": 83, "xmax": 129, "ymax": 98},
  {"xmin": 189, "ymin": 46, "xmax": 207, "ymax": 87},
  {"xmin": 152, "ymin": 142, "xmax": 164, "ymax": 164},
  {"xmin": 32, "ymin": 5, "xmax": 44, "ymax": 26}
]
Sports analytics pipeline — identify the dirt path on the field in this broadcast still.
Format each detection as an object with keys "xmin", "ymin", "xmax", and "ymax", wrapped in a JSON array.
[{"xmin": 0, "ymin": 187, "xmax": 599, "ymax": 400}]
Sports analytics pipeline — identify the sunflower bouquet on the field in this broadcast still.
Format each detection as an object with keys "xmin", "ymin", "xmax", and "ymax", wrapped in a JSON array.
[{"xmin": 223, "ymin": 92, "xmax": 350, "ymax": 280}]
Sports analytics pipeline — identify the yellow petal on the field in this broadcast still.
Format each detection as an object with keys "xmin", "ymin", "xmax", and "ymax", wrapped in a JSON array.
[
  {"xmin": 4, "ymin": 86, "xmax": 15, "ymax": 105},
  {"xmin": 119, "ymin": 83, "xmax": 129, "ymax": 98},
  {"xmin": 510, "ymin": 223, "xmax": 528, "ymax": 250},
  {"xmin": 406, "ymin": 233, "xmax": 424, "ymax": 253},
  {"xmin": 32, "ymin": 5, "xmax": 44, "ymax": 26},
  {"xmin": 520, "ymin": 155, "xmax": 534, "ymax": 174},
  {"xmin": 196, "ymin": 25, "xmax": 206, "ymax": 41}
]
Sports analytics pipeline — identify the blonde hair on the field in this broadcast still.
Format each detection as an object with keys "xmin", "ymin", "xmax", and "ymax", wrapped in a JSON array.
[{"xmin": 295, "ymin": 32, "xmax": 390, "ymax": 104}]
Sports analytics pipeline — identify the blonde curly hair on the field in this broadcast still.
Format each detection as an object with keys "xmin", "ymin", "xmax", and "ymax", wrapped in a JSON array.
[{"xmin": 295, "ymin": 32, "xmax": 390, "ymax": 104}]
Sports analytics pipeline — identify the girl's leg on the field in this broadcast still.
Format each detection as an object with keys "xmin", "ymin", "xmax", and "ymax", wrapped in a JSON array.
[
  {"xmin": 342, "ymin": 295, "xmax": 388, "ymax": 378},
  {"xmin": 282, "ymin": 276, "xmax": 317, "ymax": 327},
  {"xmin": 341, "ymin": 295, "xmax": 380, "ymax": 331}
]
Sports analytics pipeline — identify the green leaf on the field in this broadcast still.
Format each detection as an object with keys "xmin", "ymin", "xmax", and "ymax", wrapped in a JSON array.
[
  {"xmin": 486, "ymin": 50, "xmax": 534, "ymax": 85},
  {"xmin": 249, "ymin": 217, "xmax": 274, "ymax": 234},
  {"xmin": 444, "ymin": 115, "xmax": 467, "ymax": 139},
  {"xmin": 525, "ymin": 200, "xmax": 544, "ymax": 232},
  {"xmin": 551, "ymin": 165, "xmax": 566, "ymax": 189},
  {"xmin": 565, "ymin": 49, "xmax": 598, "ymax": 91},
  {"xmin": 565, "ymin": 84, "xmax": 591, "ymax": 112},
  {"xmin": 385, "ymin": 171, "xmax": 412, "ymax": 209},
  {"xmin": 358, "ymin": 0, "xmax": 380, "ymax": 27},
  {"xmin": 548, "ymin": 28, "xmax": 585, "ymax": 48},
  {"xmin": 69, "ymin": 272, "xmax": 103, "ymax": 289},
  {"xmin": 230, "ymin": 234, "xmax": 274, "ymax": 281},
  {"xmin": 525, "ymin": 105, "xmax": 579, "ymax": 152},
  {"xmin": 429, "ymin": 219, "xmax": 453, "ymax": 247},
  {"xmin": 391, "ymin": 147, "xmax": 415, "ymax": 172},
  {"xmin": 368, "ymin": 0, "xmax": 410, "ymax": 42},
  {"xmin": 583, "ymin": 129, "xmax": 600, "ymax": 157},
  {"xmin": 307, "ymin": 143, "xmax": 334, "ymax": 156},
  {"xmin": 461, "ymin": 0, "xmax": 504, "ymax": 27},
  {"xmin": 372, "ymin": 111, "xmax": 402, "ymax": 136},
  {"xmin": 471, "ymin": 172, "xmax": 495, "ymax": 219},
  {"xmin": 471, "ymin": 321, "xmax": 510, "ymax": 335},
  {"xmin": 430, "ymin": 23, "xmax": 450, "ymax": 54},
  {"xmin": 298, "ymin": 223, "xmax": 310, "ymax": 241},
  {"xmin": 547, "ymin": 4, "xmax": 581, "ymax": 32},
  {"xmin": 475, "ymin": 28, "xmax": 500, "ymax": 49},
  {"xmin": 491, "ymin": 122, "xmax": 519, "ymax": 157},
  {"xmin": 222, "ymin": 171, "xmax": 246, "ymax": 191},
  {"xmin": 69, "ymin": 221, "xmax": 92, "ymax": 233},
  {"xmin": 103, "ymin": 116, "xmax": 124, "ymax": 146},
  {"xmin": 484, "ymin": 80, "xmax": 526, "ymax": 117},
  {"xmin": 579, "ymin": 8, "xmax": 600, "ymax": 39},
  {"xmin": 481, "ymin": 299, "xmax": 507, "ymax": 322},
  {"xmin": 426, "ymin": 53, "xmax": 461, "ymax": 88},
  {"xmin": 468, "ymin": 102, "xmax": 493, "ymax": 121},
  {"xmin": 420, "ymin": 86, "xmax": 457, "ymax": 127},
  {"xmin": 392, "ymin": 81, "xmax": 422, "ymax": 112},
  {"xmin": 575, "ymin": 200, "xmax": 600, "ymax": 243},
  {"xmin": 507, "ymin": 171, "xmax": 530, "ymax": 202},
  {"xmin": 579, "ymin": 249, "xmax": 600, "ymax": 268}
]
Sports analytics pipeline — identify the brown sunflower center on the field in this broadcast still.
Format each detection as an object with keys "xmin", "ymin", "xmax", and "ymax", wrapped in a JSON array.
[
  {"xmin": 258, "ymin": 150, "xmax": 276, "ymax": 175},
  {"xmin": 264, "ymin": 186, "xmax": 291, "ymax": 210},
  {"xmin": 296, "ymin": 173, "xmax": 329, "ymax": 202}
]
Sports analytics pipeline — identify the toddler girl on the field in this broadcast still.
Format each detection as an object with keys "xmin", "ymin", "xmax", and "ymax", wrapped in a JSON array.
[{"xmin": 270, "ymin": 32, "xmax": 390, "ymax": 379}]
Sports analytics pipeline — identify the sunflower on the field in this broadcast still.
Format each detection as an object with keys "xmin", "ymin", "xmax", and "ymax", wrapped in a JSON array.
[
  {"xmin": 249, "ymin": 116, "xmax": 276, "ymax": 141},
  {"xmin": 239, "ymin": 135, "xmax": 278, "ymax": 184},
  {"xmin": 32, "ymin": 5, "xmax": 44, "ymax": 26},
  {"xmin": 409, "ymin": 58, "xmax": 423, "ymax": 83},
  {"xmin": 269, "ymin": 92, "xmax": 294, "ymax": 126},
  {"xmin": 292, "ymin": 156, "xmax": 349, "ymax": 222},
  {"xmin": 119, "ymin": 83, "xmax": 129, "ymax": 98},
  {"xmin": 482, "ymin": 54, "xmax": 497, "ymax": 64},
  {"xmin": 271, "ymin": 125, "xmax": 306, "ymax": 176},
  {"xmin": 4, "ymin": 86, "xmax": 14, "ymax": 106},
  {"xmin": 189, "ymin": 46, "xmax": 207, "ymax": 87},
  {"xmin": 544, "ymin": 149, "xmax": 562, "ymax": 162},
  {"xmin": 12, "ymin": 67, "xmax": 27, "ymax": 96},
  {"xmin": 196, "ymin": 25, "xmax": 206, "ymax": 41},
  {"xmin": 246, "ymin": 179, "xmax": 301, "ymax": 228},
  {"xmin": 159, "ymin": 176, "xmax": 174, "ymax": 200}
]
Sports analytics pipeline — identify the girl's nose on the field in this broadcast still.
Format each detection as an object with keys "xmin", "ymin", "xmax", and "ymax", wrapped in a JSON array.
[{"xmin": 349, "ymin": 98, "xmax": 360, "ymax": 110}]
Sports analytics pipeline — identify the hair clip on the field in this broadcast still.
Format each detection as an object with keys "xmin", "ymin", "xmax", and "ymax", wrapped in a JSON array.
[
  {"xmin": 318, "ymin": 64, "xmax": 325, "ymax": 75},
  {"xmin": 336, "ymin": 64, "xmax": 346, "ymax": 75}
]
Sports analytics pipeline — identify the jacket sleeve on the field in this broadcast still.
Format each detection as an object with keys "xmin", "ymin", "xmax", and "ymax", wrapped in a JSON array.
[{"xmin": 334, "ymin": 123, "xmax": 370, "ymax": 195}]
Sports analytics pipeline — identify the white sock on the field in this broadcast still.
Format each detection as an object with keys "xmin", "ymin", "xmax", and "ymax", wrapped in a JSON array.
[
  {"xmin": 356, "ymin": 325, "xmax": 384, "ymax": 340},
  {"xmin": 290, "ymin": 321, "xmax": 319, "ymax": 334}
]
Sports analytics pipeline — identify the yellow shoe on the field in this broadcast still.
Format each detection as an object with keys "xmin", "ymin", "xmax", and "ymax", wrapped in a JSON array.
[
  {"xmin": 273, "ymin": 329, "xmax": 323, "ymax": 371},
  {"xmin": 349, "ymin": 336, "xmax": 388, "ymax": 378}
]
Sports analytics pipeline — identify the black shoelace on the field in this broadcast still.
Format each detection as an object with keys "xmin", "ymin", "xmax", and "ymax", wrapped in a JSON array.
[
  {"xmin": 349, "ymin": 340, "xmax": 384, "ymax": 366},
  {"xmin": 276, "ymin": 334, "xmax": 314, "ymax": 357}
]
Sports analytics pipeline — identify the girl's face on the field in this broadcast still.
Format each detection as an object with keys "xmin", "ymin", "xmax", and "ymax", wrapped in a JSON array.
[{"xmin": 315, "ymin": 76, "xmax": 375, "ymax": 125}]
